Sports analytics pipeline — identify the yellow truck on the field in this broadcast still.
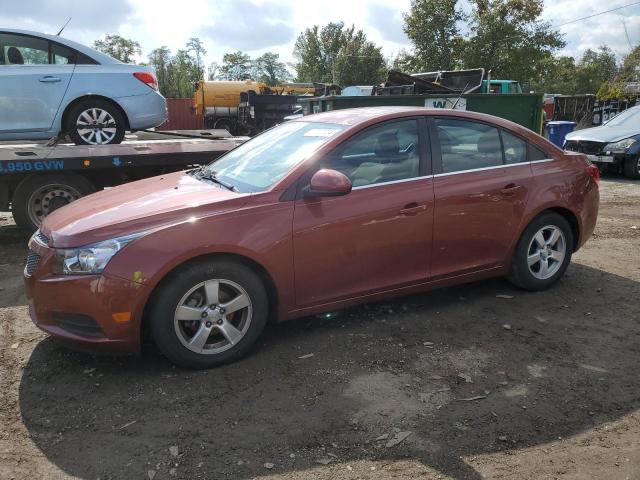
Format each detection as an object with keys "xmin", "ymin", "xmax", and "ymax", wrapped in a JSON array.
[{"xmin": 193, "ymin": 81, "xmax": 326, "ymax": 135}]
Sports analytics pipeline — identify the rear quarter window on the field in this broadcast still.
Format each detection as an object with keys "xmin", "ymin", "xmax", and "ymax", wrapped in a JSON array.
[
  {"xmin": 501, "ymin": 130, "xmax": 527, "ymax": 164},
  {"xmin": 75, "ymin": 51, "xmax": 99, "ymax": 65},
  {"xmin": 51, "ymin": 43, "xmax": 75, "ymax": 64},
  {"xmin": 529, "ymin": 144, "xmax": 549, "ymax": 161}
]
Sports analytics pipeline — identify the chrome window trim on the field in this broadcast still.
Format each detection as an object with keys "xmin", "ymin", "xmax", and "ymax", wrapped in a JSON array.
[
  {"xmin": 434, "ymin": 158, "xmax": 554, "ymax": 178},
  {"xmin": 529, "ymin": 158, "xmax": 554, "ymax": 164},
  {"xmin": 352, "ymin": 174, "xmax": 434, "ymax": 191},
  {"xmin": 348, "ymin": 159, "xmax": 554, "ymax": 189}
]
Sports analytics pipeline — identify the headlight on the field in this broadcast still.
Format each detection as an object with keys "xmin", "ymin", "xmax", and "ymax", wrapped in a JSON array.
[
  {"xmin": 52, "ymin": 232, "xmax": 146, "ymax": 275},
  {"xmin": 604, "ymin": 138, "xmax": 637, "ymax": 153}
]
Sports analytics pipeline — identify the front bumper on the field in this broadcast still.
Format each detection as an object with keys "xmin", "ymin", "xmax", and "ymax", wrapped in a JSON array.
[
  {"xmin": 586, "ymin": 154, "xmax": 617, "ymax": 165},
  {"xmin": 564, "ymin": 141, "xmax": 633, "ymax": 168},
  {"xmin": 24, "ymin": 240, "xmax": 150, "ymax": 354}
]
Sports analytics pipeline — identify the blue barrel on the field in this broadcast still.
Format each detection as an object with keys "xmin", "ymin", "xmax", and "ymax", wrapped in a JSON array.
[{"xmin": 545, "ymin": 121, "xmax": 576, "ymax": 147}]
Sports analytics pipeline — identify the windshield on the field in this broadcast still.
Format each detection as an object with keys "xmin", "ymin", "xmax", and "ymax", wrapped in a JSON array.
[
  {"xmin": 605, "ymin": 107, "xmax": 640, "ymax": 127},
  {"xmin": 204, "ymin": 121, "xmax": 345, "ymax": 192}
]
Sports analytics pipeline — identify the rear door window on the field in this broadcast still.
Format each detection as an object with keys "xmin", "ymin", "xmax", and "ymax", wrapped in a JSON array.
[
  {"xmin": 434, "ymin": 118, "xmax": 503, "ymax": 173},
  {"xmin": 0, "ymin": 33, "xmax": 89, "ymax": 65},
  {"xmin": 0, "ymin": 33, "xmax": 49, "ymax": 65}
]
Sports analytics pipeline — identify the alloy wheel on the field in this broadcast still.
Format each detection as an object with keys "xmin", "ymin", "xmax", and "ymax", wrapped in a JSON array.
[
  {"xmin": 76, "ymin": 108, "xmax": 117, "ymax": 145},
  {"xmin": 173, "ymin": 279, "xmax": 253, "ymax": 355},
  {"xmin": 526, "ymin": 225, "xmax": 566, "ymax": 280}
]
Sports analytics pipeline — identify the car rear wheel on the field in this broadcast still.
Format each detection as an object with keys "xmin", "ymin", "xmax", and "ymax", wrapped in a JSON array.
[
  {"xmin": 623, "ymin": 155, "xmax": 640, "ymax": 180},
  {"xmin": 67, "ymin": 100, "xmax": 126, "ymax": 145},
  {"xmin": 508, "ymin": 212, "xmax": 573, "ymax": 291},
  {"xmin": 150, "ymin": 259, "xmax": 269, "ymax": 369},
  {"xmin": 12, "ymin": 173, "xmax": 96, "ymax": 231}
]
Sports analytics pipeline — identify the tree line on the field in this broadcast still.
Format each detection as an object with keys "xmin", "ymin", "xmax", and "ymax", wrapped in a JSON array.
[
  {"xmin": 93, "ymin": 0, "xmax": 639, "ymax": 99},
  {"xmin": 397, "ymin": 0, "xmax": 638, "ymax": 97}
]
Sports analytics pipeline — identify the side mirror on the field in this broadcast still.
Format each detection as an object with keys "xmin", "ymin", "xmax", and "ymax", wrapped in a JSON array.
[{"xmin": 305, "ymin": 169, "xmax": 352, "ymax": 197}]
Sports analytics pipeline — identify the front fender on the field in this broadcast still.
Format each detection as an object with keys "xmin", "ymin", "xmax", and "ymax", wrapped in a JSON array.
[{"xmin": 104, "ymin": 200, "xmax": 295, "ymax": 326}]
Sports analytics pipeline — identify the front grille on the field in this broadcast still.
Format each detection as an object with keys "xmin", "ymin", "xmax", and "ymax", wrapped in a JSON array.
[
  {"xmin": 34, "ymin": 230, "xmax": 50, "ymax": 246},
  {"xmin": 24, "ymin": 250, "xmax": 41, "ymax": 277},
  {"xmin": 564, "ymin": 140, "xmax": 606, "ymax": 155}
]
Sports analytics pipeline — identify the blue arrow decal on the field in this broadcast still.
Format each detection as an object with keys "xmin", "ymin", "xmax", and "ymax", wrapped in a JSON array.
[{"xmin": 112, "ymin": 156, "xmax": 121, "ymax": 167}]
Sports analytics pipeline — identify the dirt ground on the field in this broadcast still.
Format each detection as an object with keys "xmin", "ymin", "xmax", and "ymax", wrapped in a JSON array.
[{"xmin": 1, "ymin": 176, "xmax": 639, "ymax": 480}]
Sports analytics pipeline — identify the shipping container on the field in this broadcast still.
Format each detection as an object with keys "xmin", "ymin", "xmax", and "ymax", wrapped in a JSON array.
[{"xmin": 157, "ymin": 98, "xmax": 203, "ymax": 131}]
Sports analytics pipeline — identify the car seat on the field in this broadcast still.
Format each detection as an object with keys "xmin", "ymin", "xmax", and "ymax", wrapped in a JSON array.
[
  {"xmin": 351, "ymin": 132, "xmax": 417, "ymax": 186},
  {"xmin": 475, "ymin": 131, "xmax": 502, "ymax": 168},
  {"xmin": 7, "ymin": 47, "xmax": 24, "ymax": 65}
]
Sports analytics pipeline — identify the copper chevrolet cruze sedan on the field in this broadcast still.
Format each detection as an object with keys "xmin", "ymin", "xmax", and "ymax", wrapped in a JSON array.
[{"xmin": 24, "ymin": 107, "xmax": 600, "ymax": 368}]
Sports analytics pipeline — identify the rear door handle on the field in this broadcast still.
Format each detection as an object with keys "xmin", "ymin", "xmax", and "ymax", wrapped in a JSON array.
[
  {"xmin": 39, "ymin": 76, "xmax": 61, "ymax": 83},
  {"xmin": 501, "ymin": 184, "xmax": 522, "ymax": 195},
  {"xmin": 399, "ymin": 202, "xmax": 427, "ymax": 216}
]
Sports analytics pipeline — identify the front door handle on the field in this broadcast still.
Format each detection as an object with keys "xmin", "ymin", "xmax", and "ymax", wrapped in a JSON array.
[
  {"xmin": 501, "ymin": 184, "xmax": 522, "ymax": 195},
  {"xmin": 39, "ymin": 76, "xmax": 61, "ymax": 83},
  {"xmin": 399, "ymin": 202, "xmax": 427, "ymax": 216}
]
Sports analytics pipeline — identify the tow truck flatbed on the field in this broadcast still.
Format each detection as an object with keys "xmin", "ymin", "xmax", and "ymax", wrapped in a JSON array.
[
  {"xmin": 0, "ymin": 137, "xmax": 247, "ymax": 172},
  {"xmin": 0, "ymin": 130, "xmax": 248, "ymax": 230}
]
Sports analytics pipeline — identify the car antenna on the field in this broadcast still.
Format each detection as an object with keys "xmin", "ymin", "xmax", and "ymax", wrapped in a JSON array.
[
  {"xmin": 56, "ymin": 17, "xmax": 72, "ymax": 36},
  {"xmin": 450, "ymin": 82, "xmax": 469, "ymax": 110}
]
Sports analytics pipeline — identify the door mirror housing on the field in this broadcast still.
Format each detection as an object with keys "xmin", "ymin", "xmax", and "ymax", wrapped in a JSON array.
[{"xmin": 305, "ymin": 169, "xmax": 352, "ymax": 197}]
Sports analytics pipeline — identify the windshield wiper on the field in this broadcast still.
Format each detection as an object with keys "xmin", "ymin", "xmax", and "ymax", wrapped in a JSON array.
[{"xmin": 197, "ymin": 168, "xmax": 238, "ymax": 192}]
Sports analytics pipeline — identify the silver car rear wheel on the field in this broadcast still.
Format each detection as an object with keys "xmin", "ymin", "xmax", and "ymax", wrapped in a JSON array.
[
  {"xmin": 75, "ymin": 108, "xmax": 118, "ymax": 145},
  {"xmin": 67, "ymin": 100, "xmax": 126, "ymax": 145}
]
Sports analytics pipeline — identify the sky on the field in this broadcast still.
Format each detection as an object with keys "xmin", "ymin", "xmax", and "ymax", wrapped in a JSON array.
[{"xmin": 3, "ymin": 0, "xmax": 640, "ymax": 73}]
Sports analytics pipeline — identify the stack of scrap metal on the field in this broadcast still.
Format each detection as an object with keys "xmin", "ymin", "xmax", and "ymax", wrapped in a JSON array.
[{"xmin": 373, "ymin": 68, "xmax": 484, "ymax": 96}]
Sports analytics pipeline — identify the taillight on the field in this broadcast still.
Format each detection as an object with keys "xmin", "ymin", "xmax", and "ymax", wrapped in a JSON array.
[
  {"xmin": 586, "ymin": 163, "xmax": 600, "ymax": 184},
  {"xmin": 133, "ymin": 72, "xmax": 158, "ymax": 90}
]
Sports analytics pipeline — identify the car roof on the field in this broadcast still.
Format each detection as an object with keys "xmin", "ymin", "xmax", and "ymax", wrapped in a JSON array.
[
  {"xmin": 295, "ymin": 106, "xmax": 558, "ymax": 154},
  {"xmin": 0, "ymin": 28, "xmax": 121, "ymax": 65},
  {"xmin": 298, "ymin": 106, "xmax": 536, "ymax": 134}
]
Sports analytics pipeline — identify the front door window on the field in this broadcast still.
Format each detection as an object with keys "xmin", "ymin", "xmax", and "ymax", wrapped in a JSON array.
[{"xmin": 323, "ymin": 119, "xmax": 420, "ymax": 187}]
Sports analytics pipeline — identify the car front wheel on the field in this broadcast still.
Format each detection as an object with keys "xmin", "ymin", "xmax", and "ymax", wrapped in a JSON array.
[
  {"xmin": 623, "ymin": 155, "xmax": 640, "ymax": 180},
  {"xmin": 67, "ymin": 100, "xmax": 126, "ymax": 145},
  {"xmin": 150, "ymin": 259, "xmax": 269, "ymax": 369},
  {"xmin": 508, "ymin": 212, "xmax": 573, "ymax": 291}
]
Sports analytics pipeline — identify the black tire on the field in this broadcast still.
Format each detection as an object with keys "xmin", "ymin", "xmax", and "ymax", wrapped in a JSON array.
[
  {"xmin": 508, "ymin": 212, "xmax": 574, "ymax": 291},
  {"xmin": 213, "ymin": 118, "xmax": 233, "ymax": 135},
  {"xmin": 12, "ymin": 173, "xmax": 96, "ymax": 231},
  {"xmin": 623, "ymin": 155, "xmax": 640, "ymax": 180},
  {"xmin": 150, "ymin": 259, "xmax": 269, "ymax": 369},
  {"xmin": 66, "ymin": 99, "xmax": 126, "ymax": 145}
]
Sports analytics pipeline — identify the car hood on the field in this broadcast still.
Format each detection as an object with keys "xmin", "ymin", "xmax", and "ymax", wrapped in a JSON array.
[
  {"xmin": 565, "ymin": 125, "xmax": 639, "ymax": 143},
  {"xmin": 42, "ymin": 171, "xmax": 249, "ymax": 248}
]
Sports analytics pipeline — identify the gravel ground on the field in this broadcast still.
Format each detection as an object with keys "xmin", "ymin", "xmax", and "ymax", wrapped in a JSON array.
[{"xmin": 0, "ymin": 175, "xmax": 639, "ymax": 480}]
